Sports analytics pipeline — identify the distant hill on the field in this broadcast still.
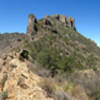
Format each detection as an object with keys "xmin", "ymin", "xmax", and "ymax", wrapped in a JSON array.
[{"xmin": 0, "ymin": 33, "xmax": 25, "ymax": 57}]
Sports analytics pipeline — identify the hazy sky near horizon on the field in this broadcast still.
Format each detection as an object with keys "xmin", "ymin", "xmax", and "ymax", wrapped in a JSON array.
[{"xmin": 0, "ymin": 0, "xmax": 100, "ymax": 46}]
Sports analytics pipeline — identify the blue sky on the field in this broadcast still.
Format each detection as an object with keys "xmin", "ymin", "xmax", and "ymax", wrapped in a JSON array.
[{"xmin": 0, "ymin": 0, "xmax": 100, "ymax": 46}]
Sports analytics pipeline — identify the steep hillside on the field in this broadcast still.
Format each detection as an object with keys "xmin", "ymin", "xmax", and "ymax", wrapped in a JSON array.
[
  {"xmin": 24, "ymin": 14, "xmax": 100, "ymax": 100},
  {"xmin": 25, "ymin": 14, "xmax": 100, "ymax": 75}
]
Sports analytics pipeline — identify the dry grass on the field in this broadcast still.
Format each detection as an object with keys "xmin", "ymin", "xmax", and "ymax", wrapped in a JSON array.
[{"xmin": 38, "ymin": 78, "xmax": 56, "ymax": 97}]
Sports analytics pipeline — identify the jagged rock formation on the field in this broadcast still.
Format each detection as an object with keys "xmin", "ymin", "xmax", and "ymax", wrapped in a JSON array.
[
  {"xmin": 67, "ymin": 17, "xmax": 75, "ymax": 29},
  {"xmin": 52, "ymin": 14, "xmax": 75, "ymax": 28},
  {"xmin": 26, "ymin": 14, "xmax": 76, "ymax": 40},
  {"xmin": 26, "ymin": 14, "xmax": 38, "ymax": 39}
]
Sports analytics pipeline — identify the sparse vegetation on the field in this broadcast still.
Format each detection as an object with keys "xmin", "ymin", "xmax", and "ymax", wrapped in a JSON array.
[
  {"xmin": 38, "ymin": 78, "xmax": 56, "ymax": 97},
  {"xmin": 63, "ymin": 82, "xmax": 75, "ymax": 92},
  {"xmin": 0, "ymin": 91, "xmax": 8, "ymax": 100},
  {"xmin": 54, "ymin": 90, "xmax": 70, "ymax": 100}
]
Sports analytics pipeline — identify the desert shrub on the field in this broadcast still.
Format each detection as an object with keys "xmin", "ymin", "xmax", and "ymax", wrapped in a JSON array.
[
  {"xmin": 54, "ymin": 90, "xmax": 71, "ymax": 100},
  {"xmin": 38, "ymin": 78, "xmax": 56, "ymax": 97},
  {"xmin": 28, "ymin": 41, "xmax": 42, "ymax": 59},
  {"xmin": 19, "ymin": 50, "xmax": 29, "ymax": 61},
  {"xmin": 86, "ymin": 54, "xmax": 97, "ymax": 68},
  {"xmin": 69, "ymin": 70, "xmax": 100, "ymax": 100},
  {"xmin": 0, "ymin": 91, "xmax": 8, "ymax": 100},
  {"xmin": 27, "ymin": 40, "xmax": 85, "ymax": 76},
  {"xmin": 96, "ymin": 96, "xmax": 100, "ymax": 100},
  {"xmin": 35, "ymin": 48, "xmax": 61, "ymax": 76},
  {"xmin": 92, "ymin": 67, "xmax": 97, "ymax": 72},
  {"xmin": 26, "ymin": 34, "xmax": 91, "ymax": 76},
  {"xmin": 57, "ymin": 56, "xmax": 75, "ymax": 73},
  {"xmin": 36, "ymin": 48, "xmax": 76, "ymax": 76},
  {"xmin": 63, "ymin": 83, "xmax": 75, "ymax": 92}
]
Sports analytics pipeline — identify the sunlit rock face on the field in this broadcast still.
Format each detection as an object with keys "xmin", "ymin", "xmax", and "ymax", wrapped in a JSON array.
[
  {"xmin": 26, "ymin": 14, "xmax": 38, "ymax": 38},
  {"xmin": 26, "ymin": 14, "xmax": 76, "ymax": 40},
  {"xmin": 67, "ymin": 17, "xmax": 75, "ymax": 29},
  {"xmin": 52, "ymin": 14, "xmax": 75, "ymax": 30}
]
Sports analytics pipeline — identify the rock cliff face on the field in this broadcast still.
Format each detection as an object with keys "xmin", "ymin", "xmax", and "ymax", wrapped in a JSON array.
[
  {"xmin": 26, "ymin": 14, "xmax": 76, "ymax": 40},
  {"xmin": 26, "ymin": 14, "xmax": 38, "ymax": 39},
  {"xmin": 52, "ymin": 14, "xmax": 75, "ymax": 29}
]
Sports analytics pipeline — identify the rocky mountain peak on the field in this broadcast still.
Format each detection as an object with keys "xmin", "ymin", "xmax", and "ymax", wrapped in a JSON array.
[{"xmin": 26, "ymin": 14, "xmax": 76, "ymax": 40}]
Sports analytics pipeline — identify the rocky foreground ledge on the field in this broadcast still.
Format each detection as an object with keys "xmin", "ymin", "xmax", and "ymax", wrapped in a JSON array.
[
  {"xmin": 0, "ymin": 51, "xmax": 92, "ymax": 100},
  {"xmin": 0, "ymin": 52, "xmax": 54, "ymax": 100}
]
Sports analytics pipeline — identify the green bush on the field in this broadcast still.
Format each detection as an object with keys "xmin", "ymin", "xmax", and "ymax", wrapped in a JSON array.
[{"xmin": 36, "ymin": 48, "xmax": 60, "ymax": 76}]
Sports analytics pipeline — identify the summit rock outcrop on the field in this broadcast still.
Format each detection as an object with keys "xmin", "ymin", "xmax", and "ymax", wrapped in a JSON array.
[
  {"xmin": 53, "ymin": 15, "xmax": 75, "ymax": 29},
  {"xmin": 26, "ymin": 14, "xmax": 38, "ymax": 38},
  {"xmin": 26, "ymin": 14, "xmax": 76, "ymax": 40}
]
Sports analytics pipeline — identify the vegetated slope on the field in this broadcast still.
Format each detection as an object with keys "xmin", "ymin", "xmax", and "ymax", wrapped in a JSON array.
[
  {"xmin": 24, "ymin": 14, "xmax": 100, "ymax": 100},
  {"xmin": 0, "ymin": 33, "xmax": 25, "ymax": 57},
  {"xmin": 26, "ymin": 14, "xmax": 100, "ymax": 75}
]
